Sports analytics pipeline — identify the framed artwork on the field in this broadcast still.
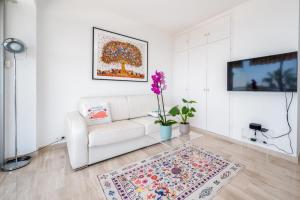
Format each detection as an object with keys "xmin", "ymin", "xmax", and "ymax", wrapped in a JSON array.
[{"xmin": 92, "ymin": 27, "xmax": 148, "ymax": 82}]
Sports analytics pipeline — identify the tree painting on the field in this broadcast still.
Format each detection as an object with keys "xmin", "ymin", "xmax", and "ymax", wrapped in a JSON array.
[
  {"xmin": 100, "ymin": 41, "xmax": 143, "ymax": 78},
  {"xmin": 93, "ymin": 27, "xmax": 148, "ymax": 81}
]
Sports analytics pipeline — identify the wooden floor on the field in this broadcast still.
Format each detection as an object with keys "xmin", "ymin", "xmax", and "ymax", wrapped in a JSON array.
[{"xmin": 1, "ymin": 131, "xmax": 300, "ymax": 200}]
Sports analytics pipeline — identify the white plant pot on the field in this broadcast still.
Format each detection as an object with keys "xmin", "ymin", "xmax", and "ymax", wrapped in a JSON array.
[{"xmin": 179, "ymin": 123, "xmax": 190, "ymax": 135}]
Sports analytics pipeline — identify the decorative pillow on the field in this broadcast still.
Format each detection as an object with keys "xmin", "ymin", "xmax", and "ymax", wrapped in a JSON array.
[{"xmin": 79, "ymin": 102, "xmax": 112, "ymax": 125}]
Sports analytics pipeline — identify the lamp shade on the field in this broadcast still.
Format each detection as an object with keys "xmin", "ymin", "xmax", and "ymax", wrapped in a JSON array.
[{"xmin": 3, "ymin": 38, "xmax": 25, "ymax": 53}]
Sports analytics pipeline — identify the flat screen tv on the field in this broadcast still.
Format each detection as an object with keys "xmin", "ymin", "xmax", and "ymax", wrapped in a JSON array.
[{"xmin": 227, "ymin": 52, "xmax": 298, "ymax": 92}]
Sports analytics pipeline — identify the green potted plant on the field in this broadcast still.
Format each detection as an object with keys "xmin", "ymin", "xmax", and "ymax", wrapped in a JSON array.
[
  {"xmin": 151, "ymin": 71, "xmax": 177, "ymax": 140},
  {"xmin": 169, "ymin": 99, "xmax": 197, "ymax": 134}
]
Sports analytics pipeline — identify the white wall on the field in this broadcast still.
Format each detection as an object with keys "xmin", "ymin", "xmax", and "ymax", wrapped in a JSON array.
[
  {"xmin": 4, "ymin": 0, "xmax": 36, "ymax": 157},
  {"xmin": 298, "ymin": 1, "xmax": 300, "ymax": 156},
  {"xmin": 36, "ymin": 0, "xmax": 173, "ymax": 147},
  {"xmin": 229, "ymin": 0, "xmax": 298, "ymax": 156},
  {"xmin": 6, "ymin": 0, "xmax": 298, "ymax": 157},
  {"xmin": 0, "ymin": 0, "xmax": 5, "ymax": 164},
  {"xmin": 173, "ymin": 0, "xmax": 299, "ymax": 156}
]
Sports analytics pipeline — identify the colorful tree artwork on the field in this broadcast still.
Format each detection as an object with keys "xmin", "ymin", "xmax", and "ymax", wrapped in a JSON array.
[
  {"xmin": 101, "ymin": 41, "xmax": 142, "ymax": 74},
  {"xmin": 93, "ymin": 27, "xmax": 148, "ymax": 82}
]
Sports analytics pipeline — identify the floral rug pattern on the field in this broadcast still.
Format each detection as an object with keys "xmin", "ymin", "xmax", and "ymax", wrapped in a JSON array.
[{"xmin": 98, "ymin": 144, "xmax": 243, "ymax": 200}]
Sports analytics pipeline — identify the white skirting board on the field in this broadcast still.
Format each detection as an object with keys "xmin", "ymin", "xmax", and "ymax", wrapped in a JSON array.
[{"xmin": 191, "ymin": 127, "xmax": 300, "ymax": 164}]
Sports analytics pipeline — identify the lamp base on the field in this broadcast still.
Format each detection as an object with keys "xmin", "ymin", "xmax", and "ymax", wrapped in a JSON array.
[{"xmin": 1, "ymin": 156, "xmax": 31, "ymax": 171}]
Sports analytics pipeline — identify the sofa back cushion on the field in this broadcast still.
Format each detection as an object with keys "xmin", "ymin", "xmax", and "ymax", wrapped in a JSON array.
[
  {"xmin": 127, "ymin": 94, "xmax": 157, "ymax": 119},
  {"xmin": 79, "ymin": 96, "xmax": 129, "ymax": 121}
]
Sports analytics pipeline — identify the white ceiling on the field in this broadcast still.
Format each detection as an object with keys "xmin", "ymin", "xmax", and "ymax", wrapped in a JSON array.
[{"xmin": 97, "ymin": 0, "xmax": 248, "ymax": 34}]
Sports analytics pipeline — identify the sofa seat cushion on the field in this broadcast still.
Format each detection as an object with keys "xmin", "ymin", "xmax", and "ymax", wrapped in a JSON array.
[
  {"xmin": 131, "ymin": 116, "xmax": 179, "ymax": 135},
  {"xmin": 130, "ymin": 116, "xmax": 159, "ymax": 135},
  {"xmin": 88, "ymin": 120, "xmax": 145, "ymax": 147}
]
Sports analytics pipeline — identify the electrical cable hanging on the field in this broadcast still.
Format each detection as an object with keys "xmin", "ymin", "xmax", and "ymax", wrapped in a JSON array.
[{"xmin": 260, "ymin": 91, "xmax": 294, "ymax": 154}]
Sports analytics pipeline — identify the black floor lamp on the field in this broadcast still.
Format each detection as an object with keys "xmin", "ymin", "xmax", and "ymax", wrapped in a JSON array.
[{"xmin": 1, "ymin": 38, "xmax": 31, "ymax": 171}]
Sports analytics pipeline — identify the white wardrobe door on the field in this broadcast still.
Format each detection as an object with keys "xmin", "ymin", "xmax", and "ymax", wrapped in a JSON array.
[
  {"xmin": 206, "ymin": 16, "xmax": 230, "ymax": 44},
  {"xmin": 189, "ymin": 27, "xmax": 207, "ymax": 49},
  {"xmin": 173, "ymin": 51, "xmax": 189, "ymax": 104},
  {"xmin": 206, "ymin": 39, "xmax": 230, "ymax": 136},
  {"xmin": 188, "ymin": 46, "xmax": 207, "ymax": 130}
]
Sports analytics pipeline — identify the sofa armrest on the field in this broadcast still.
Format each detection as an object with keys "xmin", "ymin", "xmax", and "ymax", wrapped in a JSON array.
[{"xmin": 65, "ymin": 112, "xmax": 88, "ymax": 169}]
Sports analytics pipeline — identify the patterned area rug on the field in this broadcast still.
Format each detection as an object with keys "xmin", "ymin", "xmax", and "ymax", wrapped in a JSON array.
[{"xmin": 98, "ymin": 144, "xmax": 243, "ymax": 200}]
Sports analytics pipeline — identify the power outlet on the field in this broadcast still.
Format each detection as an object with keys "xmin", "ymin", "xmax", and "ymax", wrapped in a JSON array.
[
  {"xmin": 4, "ymin": 60, "xmax": 12, "ymax": 68},
  {"xmin": 55, "ymin": 136, "xmax": 66, "ymax": 144},
  {"xmin": 55, "ymin": 136, "xmax": 65, "ymax": 142}
]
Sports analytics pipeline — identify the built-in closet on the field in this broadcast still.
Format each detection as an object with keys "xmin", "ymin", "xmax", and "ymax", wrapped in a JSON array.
[{"xmin": 173, "ymin": 16, "xmax": 230, "ymax": 136}]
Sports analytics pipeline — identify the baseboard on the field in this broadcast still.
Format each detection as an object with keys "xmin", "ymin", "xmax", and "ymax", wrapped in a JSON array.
[{"xmin": 191, "ymin": 127, "xmax": 299, "ymax": 164}]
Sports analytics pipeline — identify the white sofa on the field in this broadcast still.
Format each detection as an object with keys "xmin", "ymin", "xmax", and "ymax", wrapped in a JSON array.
[{"xmin": 65, "ymin": 94, "xmax": 175, "ymax": 170}]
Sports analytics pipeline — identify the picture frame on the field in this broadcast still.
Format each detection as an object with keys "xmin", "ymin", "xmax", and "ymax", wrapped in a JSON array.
[{"xmin": 92, "ymin": 27, "xmax": 148, "ymax": 82}]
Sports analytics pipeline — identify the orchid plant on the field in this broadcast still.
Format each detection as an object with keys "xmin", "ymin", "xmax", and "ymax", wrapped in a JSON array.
[{"xmin": 151, "ymin": 71, "xmax": 177, "ymax": 126}]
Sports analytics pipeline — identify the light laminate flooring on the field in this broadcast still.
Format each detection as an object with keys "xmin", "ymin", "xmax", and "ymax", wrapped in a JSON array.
[{"xmin": 1, "ymin": 131, "xmax": 300, "ymax": 200}]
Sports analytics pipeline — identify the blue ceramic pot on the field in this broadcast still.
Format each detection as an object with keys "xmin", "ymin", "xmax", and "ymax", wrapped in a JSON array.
[{"xmin": 160, "ymin": 125, "xmax": 172, "ymax": 141}]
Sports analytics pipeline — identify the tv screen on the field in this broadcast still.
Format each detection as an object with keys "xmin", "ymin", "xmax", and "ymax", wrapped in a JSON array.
[{"xmin": 227, "ymin": 52, "xmax": 298, "ymax": 92}]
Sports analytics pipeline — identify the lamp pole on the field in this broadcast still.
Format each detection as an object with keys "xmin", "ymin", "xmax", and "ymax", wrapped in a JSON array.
[
  {"xmin": 13, "ymin": 52, "xmax": 17, "ymax": 165},
  {"xmin": 1, "ymin": 38, "xmax": 31, "ymax": 171}
]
